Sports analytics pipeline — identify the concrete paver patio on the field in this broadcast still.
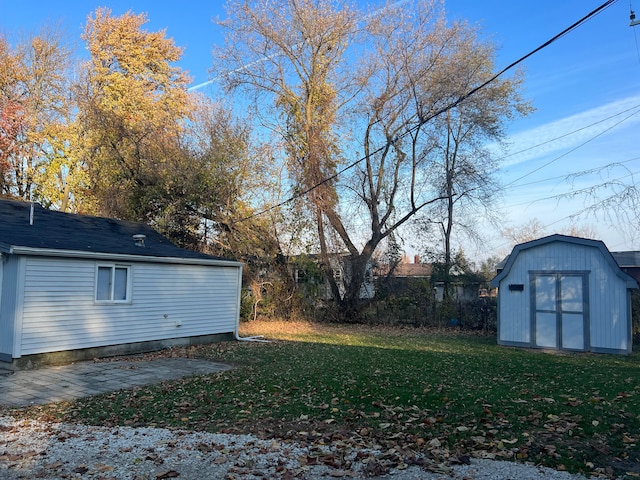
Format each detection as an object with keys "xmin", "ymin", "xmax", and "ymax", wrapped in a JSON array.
[{"xmin": 0, "ymin": 358, "xmax": 231, "ymax": 408}]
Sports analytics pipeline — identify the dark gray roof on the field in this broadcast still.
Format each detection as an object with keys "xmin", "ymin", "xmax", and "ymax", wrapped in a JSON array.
[
  {"xmin": 490, "ymin": 234, "xmax": 637, "ymax": 289},
  {"xmin": 611, "ymin": 251, "xmax": 640, "ymax": 267},
  {"xmin": 0, "ymin": 199, "xmax": 227, "ymax": 262}
]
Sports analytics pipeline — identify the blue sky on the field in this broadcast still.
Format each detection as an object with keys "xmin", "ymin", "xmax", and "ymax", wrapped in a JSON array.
[{"xmin": 2, "ymin": 0, "xmax": 639, "ymax": 256}]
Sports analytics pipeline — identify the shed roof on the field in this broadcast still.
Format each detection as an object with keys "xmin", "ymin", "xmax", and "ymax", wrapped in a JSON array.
[
  {"xmin": 0, "ymin": 199, "xmax": 235, "ymax": 265},
  {"xmin": 490, "ymin": 234, "xmax": 637, "ymax": 289}
]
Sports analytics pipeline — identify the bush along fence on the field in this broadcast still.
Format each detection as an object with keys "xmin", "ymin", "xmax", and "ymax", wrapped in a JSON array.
[
  {"xmin": 242, "ymin": 274, "xmax": 639, "ymax": 342},
  {"xmin": 349, "ymin": 277, "xmax": 496, "ymax": 330},
  {"xmin": 362, "ymin": 296, "xmax": 496, "ymax": 331}
]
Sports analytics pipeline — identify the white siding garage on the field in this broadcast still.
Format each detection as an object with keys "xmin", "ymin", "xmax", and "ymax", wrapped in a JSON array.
[
  {"xmin": 15, "ymin": 256, "xmax": 241, "ymax": 357},
  {"xmin": 0, "ymin": 199, "xmax": 243, "ymax": 365},
  {"xmin": 490, "ymin": 234, "xmax": 637, "ymax": 355}
]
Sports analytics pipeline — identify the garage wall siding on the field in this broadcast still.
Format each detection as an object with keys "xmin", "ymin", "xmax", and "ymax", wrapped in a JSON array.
[
  {"xmin": 0, "ymin": 256, "xmax": 18, "ymax": 358},
  {"xmin": 18, "ymin": 256, "xmax": 240, "ymax": 357}
]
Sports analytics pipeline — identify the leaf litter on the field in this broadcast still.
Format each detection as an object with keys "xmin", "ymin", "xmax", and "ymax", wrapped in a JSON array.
[
  {"xmin": 3, "ymin": 321, "xmax": 639, "ymax": 479},
  {"xmin": 0, "ymin": 415, "xmax": 589, "ymax": 479}
]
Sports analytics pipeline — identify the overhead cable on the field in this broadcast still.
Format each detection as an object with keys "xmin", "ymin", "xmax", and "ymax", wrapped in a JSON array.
[
  {"xmin": 495, "ymin": 103, "xmax": 640, "ymax": 163},
  {"xmin": 503, "ymin": 106, "xmax": 640, "ymax": 188},
  {"xmin": 234, "ymin": 0, "xmax": 619, "ymax": 224}
]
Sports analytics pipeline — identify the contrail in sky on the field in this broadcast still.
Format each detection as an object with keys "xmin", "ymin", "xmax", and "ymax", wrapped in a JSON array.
[{"xmin": 188, "ymin": 0, "xmax": 410, "ymax": 92}]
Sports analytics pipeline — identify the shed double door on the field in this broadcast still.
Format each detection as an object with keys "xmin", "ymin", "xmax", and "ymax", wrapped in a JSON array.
[{"xmin": 533, "ymin": 273, "xmax": 587, "ymax": 351}]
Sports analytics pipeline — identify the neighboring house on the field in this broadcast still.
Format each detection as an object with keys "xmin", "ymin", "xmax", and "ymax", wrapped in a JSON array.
[
  {"xmin": 375, "ymin": 255, "xmax": 486, "ymax": 301},
  {"xmin": 611, "ymin": 251, "xmax": 640, "ymax": 285},
  {"xmin": 374, "ymin": 255, "xmax": 431, "ymax": 281},
  {"xmin": 0, "ymin": 199, "xmax": 243, "ymax": 367},
  {"xmin": 374, "ymin": 254, "xmax": 431, "ymax": 298},
  {"xmin": 391, "ymin": 255, "xmax": 432, "ymax": 279},
  {"xmin": 432, "ymin": 263, "xmax": 485, "ymax": 302},
  {"xmin": 292, "ymin": 254, "xmax": 375, "ymax": 300},
  {"xmin": 433, "ymin": 280, "xmax": 481, "ymax": 302},
  {"xmin": 491, "ymin": 234, "xmax": 637, "ymax": 355}
]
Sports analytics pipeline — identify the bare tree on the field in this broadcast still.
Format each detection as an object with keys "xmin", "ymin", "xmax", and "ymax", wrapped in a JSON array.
[
  {"xmin": 502, "ymin": 218, "xmax": 548, "ymax": 246},
  {"xmin": 213, "ymin": 0, "xmax": 528, "ymax": 320},
  {"xmin": 416, "ymin": 25, "xmax": 531, "ymax": 298},
  {"xmin": 564, "ymin": 164, "xmax": 640, "ymax": 245}
]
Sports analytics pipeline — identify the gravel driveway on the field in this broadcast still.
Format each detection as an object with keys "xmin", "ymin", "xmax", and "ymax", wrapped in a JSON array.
[{"xmin": 0, "ymin": 415, "xmax": 588, "ymax": 479}]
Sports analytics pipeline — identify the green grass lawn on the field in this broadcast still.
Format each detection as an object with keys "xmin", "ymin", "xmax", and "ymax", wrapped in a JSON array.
[{"xmin": 11, "ymin": 321, "xmax": 640, "ymax": 478}]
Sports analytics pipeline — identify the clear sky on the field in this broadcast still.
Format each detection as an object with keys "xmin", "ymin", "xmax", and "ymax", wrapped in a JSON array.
[{"xmin": 2, "ymin": 0, "xmax": 639, "ymax": 257}]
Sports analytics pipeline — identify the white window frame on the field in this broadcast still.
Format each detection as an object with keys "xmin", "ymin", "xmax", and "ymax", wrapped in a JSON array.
[{"xmin": 95, "ymin": 264, "xmax": 132, "ymax": 304}]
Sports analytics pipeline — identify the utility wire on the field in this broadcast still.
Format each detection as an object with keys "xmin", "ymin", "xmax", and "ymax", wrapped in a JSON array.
[
  {"xmin": 503, "ymin": 106, "xmax": 640, "ymax": 188},
  {"xmin": 632, "ymin": 0, "xmax": 640, "ymax": 62},
  {"xmin": 234, "ymin": 0, "xmax": 619, "ymax": 224},
  {"xmin": 634, "ymin": 19, "xmax": 640, "ymax": 63},
  {"xmin": 503, "ymin": 156, "xmax": 640, "ymax": 190},
  {"xmin": 495, "ymin": 103, "xmax": 640, "ymax": 163},
  {"xmin": 503, "ymin": 169, "xmax": 639, "ymax": 208}
]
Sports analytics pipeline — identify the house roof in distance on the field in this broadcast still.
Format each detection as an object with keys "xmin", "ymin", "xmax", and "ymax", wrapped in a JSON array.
[
  {"xmin": 0, "ymin": 199, "xmax": 230, "ymax": 263},
  {"xmin": 392, "ymin": 262, "xmax": 432, "ymax": 278},
  {"xmin": 375, "ymin": 254, "xmax": 431, "ymax": 278},
  {"xmin": 611, "ymin": 251, "xmax": 640, "ymax": 267}
]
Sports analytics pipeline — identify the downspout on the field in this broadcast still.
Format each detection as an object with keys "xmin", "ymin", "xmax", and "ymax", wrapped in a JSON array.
[
  {"xmin": 235, "ymin": 331, "xmax": 269, "ymax": 342},
  {"xmin": 233, "ymin": 263, "xmax": 270, "ymax": 343}
]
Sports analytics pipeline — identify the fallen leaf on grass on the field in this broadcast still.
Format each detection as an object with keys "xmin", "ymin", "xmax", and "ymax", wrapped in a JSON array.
[
  {"xmin": 501, "ymin": 438, "xmax": 518, "ymax": 444},
  {"xmin": 472, "ymin": 450, "xmax": 496, "ymax": 459},
  {"xmin": 452, "ymin": 455, "xmax": 471, "ymax": 465},
  {"xmin": 362, "ymin": 459, "xmax": 389, "ymax": 477}
]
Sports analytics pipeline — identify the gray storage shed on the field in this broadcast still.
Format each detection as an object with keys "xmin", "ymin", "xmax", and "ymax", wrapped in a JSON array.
[
  {"xmin": 491, "ymin": 234, "xmax": 637, "ymax": 354},
  {"xmin": 0, "ymin": 199, "xmax": 243, "ymax": 367}
]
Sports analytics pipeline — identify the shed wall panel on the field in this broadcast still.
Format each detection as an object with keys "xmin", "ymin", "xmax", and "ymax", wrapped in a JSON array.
[
  {"xmin": 19, "ymin": 257, "xmax": 240, "ymax": 356},
  {"xmin": 497, "ymin": 253, "xmax": 531, "ymax": 344},
  {"xmin": 589, "ymin": 273, "xmax": 629, "ymax": 351}
]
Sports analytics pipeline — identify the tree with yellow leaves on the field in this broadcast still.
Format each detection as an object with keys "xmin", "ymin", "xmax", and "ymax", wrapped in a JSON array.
[
  {"xmin": 76, "ymin": 7, "xmax": 191, "ymax": 220},
  {"xmin": 0, "ymin": 26, "xmax": 74, "ymax": 204}
]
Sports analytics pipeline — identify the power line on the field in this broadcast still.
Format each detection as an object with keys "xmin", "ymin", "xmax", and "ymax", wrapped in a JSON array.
[
  {"xmin": 502, "ymin": 169, "xmax": 639, "ymax": 209},
  {"xmin": 632, "ymin": 0, "xmax": 640, "ymax": 62},
  {"xmin": 495, "ymin": 103, "xmax": 640, "ymax": 163},
  {"xmin": 234, "ymin": 0, "xmax": 619, "ymax": 224},
  {"xmin": 503, "ymin": 155, "xmax": 640, "ymax": 190},
  {"xmin": 429, "ymin": 107, "xmax": 640, "ymax": 199},
  {"xmin": 503, "ymin": 105, "xmax": 640, "ymax": 188}
]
